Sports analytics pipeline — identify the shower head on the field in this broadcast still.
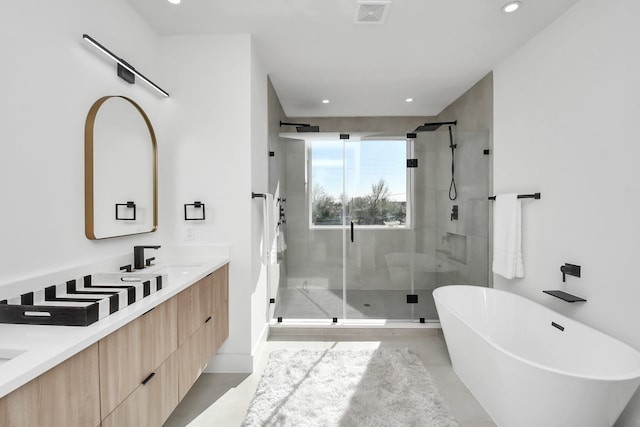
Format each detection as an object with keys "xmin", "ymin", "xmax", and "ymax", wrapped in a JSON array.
[
  {"xmin": 296, "ymin": 125, "xmax": 320, "ymax": 133},
  {"xmin": 279, "ymin": 121, "xmax": 320, "ymax": 133},
  {"xmin": 413, "ymin": 120, "xmax": 457, "ymax": 132},
  {"xmin": 414, "ymin": 123, "xmax": 442, "ymax": 132}
]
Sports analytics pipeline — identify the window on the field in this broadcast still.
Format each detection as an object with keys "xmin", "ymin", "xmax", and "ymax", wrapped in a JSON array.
[{"xmin": 310, "ymin": 139, "xmax": 409, "ymax": 228}]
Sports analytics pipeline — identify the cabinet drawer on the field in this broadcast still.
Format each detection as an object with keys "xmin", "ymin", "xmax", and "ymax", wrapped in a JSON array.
[
  {"xmin": 0, "ymin": 344, "xmax": 100, "ymax": 427},
  {"xmin": 177, "ymin": 324, "xmax": 208, "ymax": 401},
  {"xmin": 99, "ymin": 297, "xmax": 177, "ymax": 417},
  {"xmin": 177, "ymin": 275, "xmax": 212, "ymax": 346},
  {"xmin": 102, "ymin": 352, "xmax": 178, "ymax": 427},
  {"xmin": 213, "ymin": 265, "xmax": 229, "ymax": 352},
  {"xmin": 195, "ymin": 264, "xmax": 229, "ymax": 356}
]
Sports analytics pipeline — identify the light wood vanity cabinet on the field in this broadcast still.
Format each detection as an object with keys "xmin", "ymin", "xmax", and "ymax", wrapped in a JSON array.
[
  {"xmin": 212, "ymin": 264, "xmax": 230, "ymax": 351},
  {"xmin": 102, "ymin": 352, "xmax": 178, "ymax": 427},
  {"xmin": 0, "ymin": 263, "xmax": 229, "ymax": 427},
  {"xmin": 177, "ymin": 264, "xmax": 229, "ymax": 400},
  {"xmin": 177, "ymin": 274, "xmax": 210, "ymax": 347},
  {"xmin": 100, "ymin": 262, "xmax": 228, "ymax": 425},
  {"xmin": 177, "ymin": 320, "xmax": 208, "ymax": 400},
  {"xmin": 177, "ymin": 274, "xmax": 209, "ymax": 400},
  {"xmin": 0, "ymin": 344, "xmax": 101, "ymax": 427},
  {"xmin": 99, "ymin": 297, "xmax": 178, "ymax": 419}
]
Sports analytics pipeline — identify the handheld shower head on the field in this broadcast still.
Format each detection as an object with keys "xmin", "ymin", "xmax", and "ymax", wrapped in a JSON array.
[{"xmin": 409, "ymin": 120, "xmax": 459, "ymax": 201}]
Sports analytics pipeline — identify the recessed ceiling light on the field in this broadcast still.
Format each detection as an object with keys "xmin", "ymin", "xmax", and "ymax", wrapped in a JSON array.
[
  {"xmin": 168, "ymin": 0, "xmax": 181, "ymax": 4},
  {"xmin": 405, "ymin": 98, "xmax": 414, "ymax": 103},
  {"xmin": 322, "ymin": 99, "xmax": 330, "ymax": 104},
  {"xmin": 502, "ymin": 1, "xmax": 521, "ymax": 13}
]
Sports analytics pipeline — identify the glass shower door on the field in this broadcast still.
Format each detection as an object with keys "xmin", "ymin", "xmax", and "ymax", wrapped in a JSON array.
[
  {"xmin": 273, "ymin": 138, "xmax": 344, "ymax": 321},
  {"xmin": 416, "ymin": 129, "xmax": 491, "ymax": 321},
  {"xmin": 273, "ymin": 129, "xmax": 490, "ymax": 323},
  {"xmin": 344, "ymin": 137, "xmax": 418, "ymax": 321},
  {"xmin": 288, "ymin": 139, "xmax": 345, "ymax": 321}
]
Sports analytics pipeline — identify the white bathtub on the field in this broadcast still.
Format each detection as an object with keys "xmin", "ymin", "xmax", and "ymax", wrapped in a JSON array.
[{"xmin": 433, "ymin": 285, "xmax": 640, "ymax": 427}]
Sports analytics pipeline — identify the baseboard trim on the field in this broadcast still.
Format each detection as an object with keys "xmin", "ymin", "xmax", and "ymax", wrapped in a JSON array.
[
  {"xmin": 204, "ymin": 323, "xmax": 270, "ymax": 374},
  {"xmin": 251, "ymin": 323, "xmax": 269, "ymax": 370}
]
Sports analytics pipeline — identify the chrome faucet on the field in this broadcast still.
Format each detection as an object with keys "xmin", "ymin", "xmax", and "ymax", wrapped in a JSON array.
[{"xmin": 134, "ymin": 245, "xmax": 161, "ymax": 270}]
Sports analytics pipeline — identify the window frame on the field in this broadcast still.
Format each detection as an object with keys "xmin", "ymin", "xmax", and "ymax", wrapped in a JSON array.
[{"xmin": 307, "ymin": 137, "xmax": 414, "ymax": 230}]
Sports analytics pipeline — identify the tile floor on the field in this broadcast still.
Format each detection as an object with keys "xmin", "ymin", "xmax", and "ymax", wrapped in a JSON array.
[{"xmin": 164, "ymin": 328, "xmax": 496, "ymax": 427}]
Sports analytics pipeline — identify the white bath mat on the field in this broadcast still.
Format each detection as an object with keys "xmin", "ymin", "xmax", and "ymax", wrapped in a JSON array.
[{"xmin": 242, "ymin": 348, "xmax": 458, "ymax": 427}]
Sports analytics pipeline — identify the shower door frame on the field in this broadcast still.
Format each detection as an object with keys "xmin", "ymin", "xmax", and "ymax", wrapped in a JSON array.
[
  {"xmin": 272, "ymin": 129, "xmax": 491, "ymax": 325},
  {"xmin": 309, "ymin": 134, "xmax": 420, "ymax": 322}
]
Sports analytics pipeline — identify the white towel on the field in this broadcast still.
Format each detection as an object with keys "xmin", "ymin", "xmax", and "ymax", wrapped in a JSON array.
[
  {"xmin": 492, "ymin": 193, "xmax": 525, "ymax": 279},
  {"xmin": 261, "ymin": 194, "xmax": 278, "ymax": 266},
  {"xmin": 277, "ymin": 230, "xmax": 287, "ymax": 253}
]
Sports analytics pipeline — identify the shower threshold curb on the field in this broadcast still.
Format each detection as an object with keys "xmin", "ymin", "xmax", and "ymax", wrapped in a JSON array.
[{"xmin": 268, "ymin": 321, "xmax": 442, "ymax": 337}]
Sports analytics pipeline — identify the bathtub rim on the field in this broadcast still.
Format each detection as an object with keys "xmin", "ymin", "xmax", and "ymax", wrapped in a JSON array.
[{"xmin": 433, "ymin": 284, "xmax": 640, "ymax": 382}]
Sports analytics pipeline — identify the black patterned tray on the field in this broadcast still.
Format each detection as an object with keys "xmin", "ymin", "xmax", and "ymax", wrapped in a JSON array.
[{"xmin": 0, "ymin": 274, "xmax": 163, "ymax": 326}]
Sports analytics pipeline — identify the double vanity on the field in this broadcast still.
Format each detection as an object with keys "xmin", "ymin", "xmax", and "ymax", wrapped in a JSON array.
[
  {"xmin": 0, "ymin": 84, "xmax": 232, "ymax": 426},
  {"xmin": 0, "ymin": 255, "xmax": 229, "ymax": 427}
]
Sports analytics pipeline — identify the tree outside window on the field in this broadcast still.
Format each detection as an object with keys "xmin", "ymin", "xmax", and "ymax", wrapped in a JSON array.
[{"xmin": 311, "ymin": 139, "xmax": 408, "ymax": 227}]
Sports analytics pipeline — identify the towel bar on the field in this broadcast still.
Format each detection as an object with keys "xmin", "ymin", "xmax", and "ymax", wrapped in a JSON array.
[
  {"xmin": 184, "ymin": 201, "xmax": 205, "ymax": 220},
  {"xmin": 488, "ymin": 193, "xmax": 540, "ymax": 200}
]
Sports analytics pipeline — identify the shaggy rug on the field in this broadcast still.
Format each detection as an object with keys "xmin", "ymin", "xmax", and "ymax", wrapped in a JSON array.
[{"xmin": 241, "ymin": 348, "xmax": 459, "ymax": 427}]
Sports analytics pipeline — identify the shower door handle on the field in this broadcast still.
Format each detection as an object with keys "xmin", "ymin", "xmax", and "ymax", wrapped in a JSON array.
[{"xmin": 350, "ymin": 221, "xmax": 354, "ymax": 242}]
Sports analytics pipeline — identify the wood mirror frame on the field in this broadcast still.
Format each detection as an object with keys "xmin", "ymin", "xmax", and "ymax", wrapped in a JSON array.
[{"xmin": 84, "ymin": 96, "xmax": 158, "ymax": 240}]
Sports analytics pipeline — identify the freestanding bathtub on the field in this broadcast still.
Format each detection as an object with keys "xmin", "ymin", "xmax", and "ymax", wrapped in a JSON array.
[{"xmin": 433, "ymin": 285, "xmax": 640, "ymax": 427}]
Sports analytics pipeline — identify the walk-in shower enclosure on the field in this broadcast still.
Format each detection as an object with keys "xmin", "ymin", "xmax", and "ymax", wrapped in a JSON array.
[{"xmin": 268, "ymin": 128, "xmax": 490, "ymax": 323}]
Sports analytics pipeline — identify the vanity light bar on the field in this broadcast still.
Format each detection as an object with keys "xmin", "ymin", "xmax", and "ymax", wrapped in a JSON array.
[{"xmin": 82, "ymin": 34, "xmax": 170, "ymax": 98}]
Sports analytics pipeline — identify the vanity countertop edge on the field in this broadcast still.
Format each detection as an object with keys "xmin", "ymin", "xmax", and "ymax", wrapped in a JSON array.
[{"xmin": 0, "ymin": 255, "xmax": 230, "ymax": 399}]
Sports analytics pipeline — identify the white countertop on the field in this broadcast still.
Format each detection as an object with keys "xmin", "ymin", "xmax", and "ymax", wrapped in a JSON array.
[{"xmin": 0, "ymin": 255, "xmax": 229, "ymax": 399}]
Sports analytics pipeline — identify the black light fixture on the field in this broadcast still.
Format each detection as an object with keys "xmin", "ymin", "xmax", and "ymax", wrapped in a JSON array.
[
  {"xmin": 279, "ymin": 121, "xmax": 320, "ymax": 133},
  {"xmin": 82, "ymin": 34, "xmax": 170, "ymax": 98}
]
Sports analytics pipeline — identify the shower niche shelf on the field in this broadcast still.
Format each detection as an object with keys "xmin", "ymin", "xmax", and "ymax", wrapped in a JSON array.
[
  {"xmin": 439, "ymin": 232, "xmax": 467, "ymax": 265},
  {"xmin": 543, "ymin": 290, "xmax": 586, "ymax": 303}
]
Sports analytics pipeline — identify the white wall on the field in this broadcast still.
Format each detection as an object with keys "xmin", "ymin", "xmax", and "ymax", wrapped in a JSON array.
[
  {"xmin": 159, "ymin": 34, "xmax": 266, "ymax": 372},
  {"xmin": 493, "ymin": 0, "xmax": 640, "ymax": 424},
  {"xmin": 0, "ymin": 0, "xmax": 270, "ymax": 374},
  {"xmin": 0, "ymin": 0, "xmax": 167, "ymax": 286},
  {"xmin": 249, "ymin": 41, "xmax": 270, "ymax": 359}
]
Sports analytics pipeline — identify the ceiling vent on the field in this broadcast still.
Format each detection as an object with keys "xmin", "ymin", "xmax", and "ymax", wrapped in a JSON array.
[{"xmin": 355, "ymin": 1, "xmax": 391, "ymax": 24}]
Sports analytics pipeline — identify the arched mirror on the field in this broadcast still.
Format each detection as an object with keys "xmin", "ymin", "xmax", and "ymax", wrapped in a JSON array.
[{"xmin": 85, "ymin": 96, "xmax": 158, "ymax": 239}]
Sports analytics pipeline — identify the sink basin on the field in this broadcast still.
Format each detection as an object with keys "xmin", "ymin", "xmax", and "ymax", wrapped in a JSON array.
[
  {"xmin": 0, "ymin": 349, "xmax": 26, "ymax": 367},
  {"xmin": 91, "ymin": 272, "xmax": 167, "ymax": 285},
  {"xmin": 160, "ymin": 265, "xmax": 202, "ymax": 275},
  {"xmin": 148, "ymin": 265, "xmax": 203, "ymax": 281}
]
